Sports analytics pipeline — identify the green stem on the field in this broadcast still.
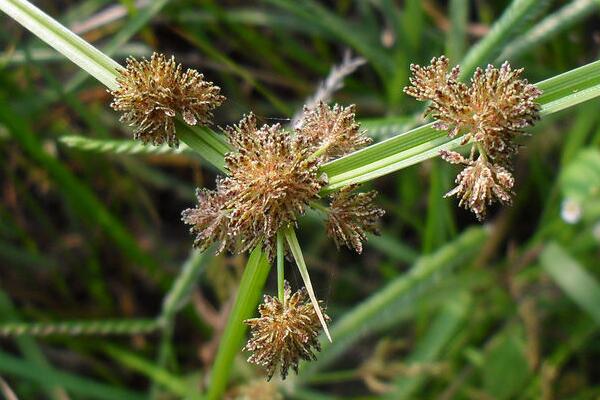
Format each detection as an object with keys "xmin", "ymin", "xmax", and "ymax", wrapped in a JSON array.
[
  {"xmin": 277, "ymin": 230, "xmax": 285, "ymax": 303},
  {"xmin": 207, "ymin": 246, "xmax": 271, "ymax": 400}
]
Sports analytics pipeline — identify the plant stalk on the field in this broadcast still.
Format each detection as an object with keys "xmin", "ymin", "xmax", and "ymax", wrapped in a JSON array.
[{"xmin": 207, "ymin": 246, "xmax": 271, "ymax": 400}]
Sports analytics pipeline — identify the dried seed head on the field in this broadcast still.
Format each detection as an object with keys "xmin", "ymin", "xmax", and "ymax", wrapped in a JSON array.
[
  {"xmin": 404, "ymin": 57, "xmax": 541, "ymax": 159},
  {"xmin": 325, "ymin": 185, "xmax": 385, "ymax": 254},
  {"xmin": 181, "ymin": 183, "xmax": 232, "ymax": 253},
  {"xmin": 406, "ymin": 56, "xmax": 540, "ymax": 219},
  {"xmin": 222, "ymin": 113, "xmax": 326, "ymax": 256},
  {"xmin": 244, "ymin": 282, "xmax": 329, "ymax": 381},
  {"xmin": 296, "ymin": 102, "xmax": 371, "ymax": 161},
  {"xmin": 444, "ymin": 155, "xmax": 514, "ymax": 220},
  {"xmin": 110, "ymin": 53, "xmax": 225, "ymax": 147}
]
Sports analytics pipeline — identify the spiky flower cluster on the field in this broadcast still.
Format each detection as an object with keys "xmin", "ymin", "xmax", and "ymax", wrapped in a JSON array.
[
  {"xmin": 326, "ymin": 185, "xmax": 385, "ymax": 254},
  {"xmin": 182, "ymin": 103, "xmax": 382, "ymax": 257},
  {"xmin": 405, "ymin": 56, "xmax": 541, "ymax": 219},
  {"xmin": 297, "ymin": 103, "xmax": 372, "ymax": 161},
  {"xmin": 243, "ymin": 282, "xmax": 329, "ymax": 381},
  {"xmin": 110, "ymin": 53, "xmax": 224, "ymax": 147}
]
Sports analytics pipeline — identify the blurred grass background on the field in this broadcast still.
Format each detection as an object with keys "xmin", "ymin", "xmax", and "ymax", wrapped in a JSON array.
[{"xmin": 0, "ymin": 0, "xmax": 600, "ymax": 399}]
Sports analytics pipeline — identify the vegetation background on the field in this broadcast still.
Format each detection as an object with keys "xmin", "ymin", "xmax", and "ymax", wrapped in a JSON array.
[{"xmin": 0, "ymin": 0, "xmax": 599, "ymax": 399}]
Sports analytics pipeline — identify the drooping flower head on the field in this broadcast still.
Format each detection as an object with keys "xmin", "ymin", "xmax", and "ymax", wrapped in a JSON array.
[
  {"xmin": 244, "ymin": 282, "xmax": 329, "ymax": 380},
  {"xmin": 110, "ymin": 52, "xmax": 225, "ymax": 147},
  {"xmin": 326, "ymin": 185, "xmax": 385, "ymax": 253},
  {"xmin": 441, "ymin": 150, "xmax": 514, "ymax": 220},
  {"xmin": 405, "ymin": 56, "xmax": 541, "ymax": 218}
]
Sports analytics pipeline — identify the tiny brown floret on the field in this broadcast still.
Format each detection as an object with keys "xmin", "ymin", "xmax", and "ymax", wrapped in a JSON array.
[
  {"xmin": 244, "ymin": 282, "xmax": 329, "ymax": 381},
  {"xmin": 296, "ymin": 102, "xmax": 371, "ymax": 161},
  {"xmin": 326, "ymin": 185, "xmax": 385, "ymax": 253},
  {"xmin": 110, "ymin": 52, "xmax": 224, "ymax": 147}
]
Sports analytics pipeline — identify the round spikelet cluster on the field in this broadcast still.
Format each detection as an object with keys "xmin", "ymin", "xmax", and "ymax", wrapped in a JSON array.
[
  {"xmin": 110, "ymin": 52, "xmax": 224, "ymax": 147},
  {"xmin": 326, "ymin": 185, "xmax": 385, "ymax": 254},
  {"xmin": 297, "ymin": 102, "xmax": 372, "ymax": 161},
  {"xmin": 243, "ymin": 282, "xmax": 329, "ymax": 381},
  {"xmin": 182, "ymin": 103, "xmax": 382, "ymax": 257},
  {"xmin": 405, "ymin": 55, "xmax": 541, "ymax": 219}
]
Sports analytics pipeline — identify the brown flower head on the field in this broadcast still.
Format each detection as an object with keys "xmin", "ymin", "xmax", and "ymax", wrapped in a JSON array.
[
  {"xmin": 405, "ymin": 56, "xmax": 540, "ymax": 218},
  {"xmin": 404, "ymin": 56, "xmax": 541, "ymax": 159},
  {"xmin": 110, "ymin": 52, "xmax": 225, "ymax": 147},
  {"xmin": 326, "ymin": 185, "xmax": 385, "ymax": 254},
  {"xmin": 181, "ymin": 182, "xmax": 231, "ymax": 253},
  {"xmin": 441, "ymin": 150, "xmax": 514, "ymax": 220},
  {"xmin": 244, "ymin": 282, "xmax": 329, "ymax": 380},
  {"xmin": 222, "ymin": 113, "xmax": 326, "ymax": 256},
  {"xmin": 296, "ymin": 102, "xmax": 371, "ymax": 161}
]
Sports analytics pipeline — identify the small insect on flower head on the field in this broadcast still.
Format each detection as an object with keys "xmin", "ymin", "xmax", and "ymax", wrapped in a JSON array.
[
  {"xmin": 244, "ymin": 281, "xmax": 329, "ymax": 381},
  {"xmin": 110, "ymin": 52, "xmax": 225, "ymax": 147}
]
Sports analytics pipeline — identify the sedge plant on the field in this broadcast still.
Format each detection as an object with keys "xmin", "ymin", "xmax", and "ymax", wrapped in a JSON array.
[{"xmin": 2, "ymin": 1, "xmax": 600, "ymax": 399}]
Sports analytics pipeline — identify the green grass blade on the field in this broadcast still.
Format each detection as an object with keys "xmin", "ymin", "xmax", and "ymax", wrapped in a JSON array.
[
  {"xmin": 60, "ymin": 135, "xmax": 196, "ymax": 157},
  {"xmin": 207, "ymin": 247, "xmax": 271, "ymax": 400},
  {"xmin": 459, "ymin": 0, "xmax": 546, "ymax": 78},
  {"xmin": 1, "ymin": 43, "xmax": 149, "ymax": 65},
  {"xmin": 541, "ymin": 242, "xmax": 600, "ymax": 324},
  {"xmin": 446, "ymin": 0, "xmax": 468, "ymax": 62},
  {"xmin": 0, "ymin": 319, "xmax": 160, "ymax": 337},
  {"xmin": 321, "ymin": 58, "xmax": 600, "ymax": 191},
  {"xmin": 499, "ymin": 0, "xmax": 599, "ymax": 61},
  {"xmin": 299, "ymin": 227, "xmax": 488, "ymax": 379},
  {"xmin": 159, "ymin": 250, "xmax": 208, "ymax": 323},
  {"xmin": 0, "ymin": 0, "xmax": 121, "ymax": 89},
  {"xmin": 0, "ymin": 350, "xmax": 146, "ymax": 400},
  {"xmin": 390, "ymin": 292, "xmax": 472, "ymax": 399},
  {"xmin": 283, "ymin": 226, "xmax": 332, "ymax": 342},
  {"xmin": 103, "ymin": 345, "xmax": 198, "ymax": 398}
]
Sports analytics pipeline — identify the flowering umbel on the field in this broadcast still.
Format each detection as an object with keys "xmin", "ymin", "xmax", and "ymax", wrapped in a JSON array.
[
  {"xmin": 110, "ymin": 52, "xmax": 224, "ymax": 147},
  {"xmin": 182, "ymin": 104, "xmax": 382, "ymax": 257},
  {"xmin": 405, "ymin": 55, "xmax": 541, "ymax": 218},
  {"xmin": 326, "ymin": 185, "xmax": 385, "ymax": 253},
  {"xmin": 244, "ymin": 282, "xmax": 329, "ymax": 380}
]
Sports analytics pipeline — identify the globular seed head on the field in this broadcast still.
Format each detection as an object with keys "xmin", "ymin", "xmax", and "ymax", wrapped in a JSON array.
[
  {"xmin": 243, "ymin": 282, "xmax": 329, "ymax": 381},
  {"xmin": 325, "ymin": 185, "xmax": 385, "ymax": 254},
  {"xmin": 296, "ymin": 102, "xmax": 371, "ymax": 161},
  {"xmin": 110, "ymin": 52, "xmax": 225, "ymax": 147}
]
